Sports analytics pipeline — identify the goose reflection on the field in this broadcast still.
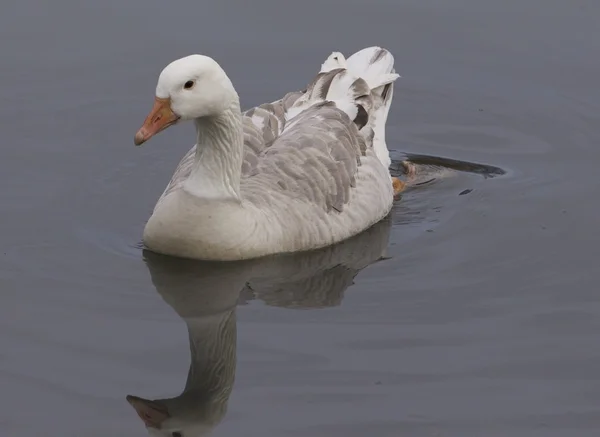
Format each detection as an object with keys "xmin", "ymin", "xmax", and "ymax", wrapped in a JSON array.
[{"xmin": 126, "ymin": 215, "xmax": 392, "ymax": 436}]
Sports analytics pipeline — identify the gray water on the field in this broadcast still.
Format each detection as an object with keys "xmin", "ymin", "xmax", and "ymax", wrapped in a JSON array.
[{"xmin": 2, "ymin": 1, "xmax": 600, "ymax": 436}]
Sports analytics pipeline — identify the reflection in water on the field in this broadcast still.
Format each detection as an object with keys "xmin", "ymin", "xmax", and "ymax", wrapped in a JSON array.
[
  {"xmin": 388, "ymin": 155, "xmax": 506, "ymax": 230},
  {"xmin": 126, "ymin": 257, "xmax": 239, "ymax": 437},
  {"xmin": 390, "ymin": 154, "xmax": 506, "ymax": 185},
  {"xmin": 126, "ymin": 216, "xmax": 393, "ymax": 436},
  {"xmin": 401, "ymin": 153, "xmax": 505, "ymax": 178}
]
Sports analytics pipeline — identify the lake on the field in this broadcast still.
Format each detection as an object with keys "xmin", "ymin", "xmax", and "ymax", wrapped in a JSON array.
[{"xmin": 2, "ymin": 1, "xmax": 600, "ymax": 436}]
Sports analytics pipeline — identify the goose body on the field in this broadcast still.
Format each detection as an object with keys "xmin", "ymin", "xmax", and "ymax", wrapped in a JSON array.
[{"xmin": 134, "ymin": 47, "xmax": 400, "ymax": 261}]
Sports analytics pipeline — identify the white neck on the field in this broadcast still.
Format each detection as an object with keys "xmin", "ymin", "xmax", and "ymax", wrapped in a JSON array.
[{"xmin": 183, "ymin": 100, "xmax": 244, "ymax": 200}]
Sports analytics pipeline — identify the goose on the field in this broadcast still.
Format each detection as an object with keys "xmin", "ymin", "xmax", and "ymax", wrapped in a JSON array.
[{"xmin": 133, "ymin": 46, "xmax": 404, "ymax": 261}]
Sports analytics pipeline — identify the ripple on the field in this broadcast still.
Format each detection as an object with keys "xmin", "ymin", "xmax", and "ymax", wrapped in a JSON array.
[
  {"xmin": 385, "ymin": 154, "xmax": 507, "ymax": 251},
  {"xmin": 400, "ymin": 123, "xmax": 552, "ymax": 156},
  {"xmin": 73, "ymin": 225, "xmax": 143, "ymax": 261}
]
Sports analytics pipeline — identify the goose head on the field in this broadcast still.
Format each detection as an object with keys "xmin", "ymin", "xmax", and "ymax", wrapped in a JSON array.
[{"xmin": 134, "ymin": 55, "xmax": 236, "ymax": 146}]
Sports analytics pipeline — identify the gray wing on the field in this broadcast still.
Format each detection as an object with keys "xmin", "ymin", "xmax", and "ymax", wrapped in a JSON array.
[
  {"xmin": 240, "ymin": 101, "xmax": 368, "ymax": 214},
  {"xmin": 240, "ymin": 91, "xmax": 303, "ymax": 175},
  {"xmin": 239, "ymin": 66, "xmax": 384, "ymax": 214}
]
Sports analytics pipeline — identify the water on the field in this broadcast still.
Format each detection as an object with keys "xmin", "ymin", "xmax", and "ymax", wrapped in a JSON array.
[{"xmin": 2, "ymin": 1, "xmax": 600, "ymax": 436}]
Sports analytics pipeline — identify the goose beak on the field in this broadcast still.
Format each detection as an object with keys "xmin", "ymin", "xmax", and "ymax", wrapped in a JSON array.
[
  {"xmin": 126, "ymin": 395, "xmax": 170, "ymax": 428},
  {"xmin": 134, "ymin": 97, "xmax": 179, "ymax": 146}
]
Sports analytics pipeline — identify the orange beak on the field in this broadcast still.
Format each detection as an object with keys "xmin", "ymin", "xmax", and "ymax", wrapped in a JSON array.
[
  {"xmin": 134, "ymin": 97, "xmax": 179, "ymax": 146},
  {"xmin": 126, "ymin": 395, "xmax": 169, "ymax": 429}
]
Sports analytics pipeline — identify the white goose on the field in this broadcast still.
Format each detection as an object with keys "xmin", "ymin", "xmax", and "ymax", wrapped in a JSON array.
[{"xmin": 134, "ymin": 46, "xmax": 403, "ymax": 261}]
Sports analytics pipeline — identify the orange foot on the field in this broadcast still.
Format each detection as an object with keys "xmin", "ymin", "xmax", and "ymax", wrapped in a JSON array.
[
  {"xmin": 392, "ymin": 177, "xmax": 406, "ymax": 196},
  {"xmin": 392, "ymin": 161, "xmax": 418, "ymax": 197}
]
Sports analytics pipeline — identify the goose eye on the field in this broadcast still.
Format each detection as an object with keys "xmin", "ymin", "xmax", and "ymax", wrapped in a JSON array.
[{"xmin": 183, "ymin": 80, "xmax": 195, "ymax": 90}]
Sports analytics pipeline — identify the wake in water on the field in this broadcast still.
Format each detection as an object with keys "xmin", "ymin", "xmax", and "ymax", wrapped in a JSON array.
[{"xmin": 392, "ymin": 152, "xmax": 506, "ymax": 190}]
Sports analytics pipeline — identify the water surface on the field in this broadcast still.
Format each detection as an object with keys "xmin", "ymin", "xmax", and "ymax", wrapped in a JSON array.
[{"xmin": 2, "ymin": 1, "xmax": 600, "ymax": 436}]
